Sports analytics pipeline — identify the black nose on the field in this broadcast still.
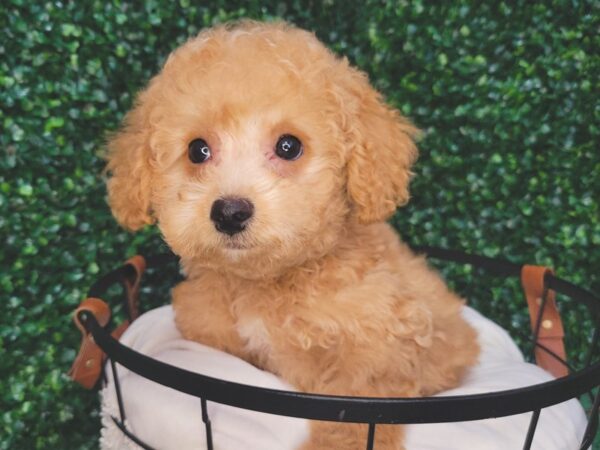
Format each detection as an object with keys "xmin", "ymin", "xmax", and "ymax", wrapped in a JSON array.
[{"xmin": 210, "ymin": 197, "xmax": 254, "ymax": 236}]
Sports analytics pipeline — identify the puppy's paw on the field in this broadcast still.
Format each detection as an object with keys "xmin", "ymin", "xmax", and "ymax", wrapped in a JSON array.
[{"xmin": 300, "ymin": 422, "xmax": 404, "ymax": 450}]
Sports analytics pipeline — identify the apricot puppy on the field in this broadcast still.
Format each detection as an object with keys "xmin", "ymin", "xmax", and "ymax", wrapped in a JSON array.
[{"xmin": 106, "ymin": 21, "xmax": 479, "ymax": 449}]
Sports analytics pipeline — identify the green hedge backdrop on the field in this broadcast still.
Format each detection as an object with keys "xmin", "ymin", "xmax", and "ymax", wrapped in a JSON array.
[{"xmin": 1, "ymin": 1, "xmax": 598, "ymax": 448}]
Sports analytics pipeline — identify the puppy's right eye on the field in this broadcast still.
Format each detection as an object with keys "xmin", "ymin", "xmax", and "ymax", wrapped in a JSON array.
[
  {"xmin": 275, "ymin": 134, "xmax": 303, "ymax": 161},
  {"xmin": 188, "ymin": 139, "xmax": 211, "ymax": 164}
]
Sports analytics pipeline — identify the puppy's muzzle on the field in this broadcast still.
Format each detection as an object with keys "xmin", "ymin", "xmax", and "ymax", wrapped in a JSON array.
[{"xmin": 210, "ymin": 197, "xmax": 254, "ymax": 236}]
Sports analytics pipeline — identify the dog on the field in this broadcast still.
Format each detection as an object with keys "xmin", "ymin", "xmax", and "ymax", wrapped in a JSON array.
[{"xmin": 105, "ymin": 20, "xmax": 479, "ymax": 450}]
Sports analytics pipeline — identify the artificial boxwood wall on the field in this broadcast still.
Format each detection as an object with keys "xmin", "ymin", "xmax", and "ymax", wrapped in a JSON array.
[{"xmin": 1, "ymin": 1, "xmax": 598, "ymax": 448}]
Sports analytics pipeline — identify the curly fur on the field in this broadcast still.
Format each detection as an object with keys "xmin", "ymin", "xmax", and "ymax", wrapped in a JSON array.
[{"xmin": 105, "ymin": 21, "xmax": 479, "ymax": 449}]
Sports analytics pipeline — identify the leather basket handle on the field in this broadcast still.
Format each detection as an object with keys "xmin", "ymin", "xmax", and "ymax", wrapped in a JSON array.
[
  {"xmin": 521, "ymin": 265, "xmax": 568, "ymax": 378},
  {"xmin": 69, "ymin": 298, "xmax": 114, "ymax": 389},
  {"xmin": 122, "ymin": 255, "xmax": 146, "ymax": 321},
  {"xmin": 69, "ymin": 255, "xmax": 146, "ymax": 389}
]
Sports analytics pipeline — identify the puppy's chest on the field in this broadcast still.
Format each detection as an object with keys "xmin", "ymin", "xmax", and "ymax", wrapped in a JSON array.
[
  {"xmin": 235, "ymin": 315, "xmax": 272, "ymax": 357},
  {"xmin": 230, "ymin": 289, "xmax": 308, "ymax": 364},
  {"xmin": 228, "ymin": 283, "xmax": 336, "ymax": 365}
]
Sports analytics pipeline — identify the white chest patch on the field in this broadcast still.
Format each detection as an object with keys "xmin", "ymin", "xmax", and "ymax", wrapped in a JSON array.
[{"xmin": 236, "ymin": 316, "xmax": 272, "ymax": 355}]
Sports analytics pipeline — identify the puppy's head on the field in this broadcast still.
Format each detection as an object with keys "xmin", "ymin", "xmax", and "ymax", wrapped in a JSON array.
[{"xmin": 106, "ymin": 21, "xmax": 418, "ymax": 277}]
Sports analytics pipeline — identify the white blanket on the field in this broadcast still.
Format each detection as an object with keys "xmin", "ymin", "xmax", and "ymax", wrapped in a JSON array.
[{"xmin": 100, "ymin": 306, "xmax": 587, "ymax": 450}]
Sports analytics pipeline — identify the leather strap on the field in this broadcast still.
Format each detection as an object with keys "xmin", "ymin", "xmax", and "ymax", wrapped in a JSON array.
[
  {"xmin": 122, "ymin": 255, "xmax": 146, "ymax": 320},
  {"xmin": 69, "ymin": 256, "xmax": 146, "ymax": 389},
  {"xmin": 69, "ymin": 298, "xmax": 112, "ymax": 389},
  {"xmin": 521, "ymin": 265, "xmax": 568, "ymax": 378}
]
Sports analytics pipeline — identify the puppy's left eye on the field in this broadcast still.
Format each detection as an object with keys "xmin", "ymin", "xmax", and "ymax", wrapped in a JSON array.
[
  {"xmin": 275, "ymin": 135, "xmax": 303, "ymax": 161},
  {"xmin": 188, "ymin": 138, "xmax": 211, "ymax": 164}
]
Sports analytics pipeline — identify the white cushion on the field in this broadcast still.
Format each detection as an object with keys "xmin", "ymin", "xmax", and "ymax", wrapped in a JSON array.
[{"xmin": 100, "ymin": 305, "xmax": 586, "ymax": 450}]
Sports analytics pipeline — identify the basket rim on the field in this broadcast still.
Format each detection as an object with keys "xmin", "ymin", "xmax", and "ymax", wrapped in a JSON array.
[
  {"xmin": 82, "ymin": 310, "xmax": 599, "ymax": 424},
  {"xmin": 79, "ymin": 247, "xmax": 600, "ymax": 424}
]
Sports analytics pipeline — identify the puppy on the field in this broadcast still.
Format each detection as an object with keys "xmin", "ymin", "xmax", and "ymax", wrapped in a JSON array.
[{"xmin": 106, "ymin": 21, "xmax": 479, "ymax": 450}]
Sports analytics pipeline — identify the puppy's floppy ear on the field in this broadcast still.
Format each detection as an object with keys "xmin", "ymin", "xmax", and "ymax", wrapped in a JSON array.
[
  {"xmin": 105, "ymin": 98, "xmax": 155, "ymax": 231},
  {"xmin": 335, "ymin": 64, "xmax": 419, "ymax": 224}
]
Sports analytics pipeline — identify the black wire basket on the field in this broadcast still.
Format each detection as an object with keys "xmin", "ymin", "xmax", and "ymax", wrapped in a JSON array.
[{"xmin": 72, "ymin": 246, "xmax": 600, "ymax": 450}]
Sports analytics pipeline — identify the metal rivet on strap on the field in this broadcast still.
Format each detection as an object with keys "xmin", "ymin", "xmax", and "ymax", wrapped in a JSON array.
[
  {"xmin": 542, "ymin": 319, "xmax": 553, "ymax": 329},
  {"xmin": 85, "ymin": 359, "xmax": 95, "ymax": 368}
]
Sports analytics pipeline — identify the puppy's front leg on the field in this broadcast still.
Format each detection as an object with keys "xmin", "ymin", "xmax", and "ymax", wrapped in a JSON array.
[
  {"xmin": 297, "ymin": 368, "xmax": 412, "ymax": 450},
  {"xmin": 301, "ymin": 421, "xmax": 404, "ymax": 450},
  {"xmin": 171, "ymin": 278, "xmax": 247, "ymax": 360},
  {"xmin": 280, "ymin": 345, "xmax": 416, "ymax": 450}
]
